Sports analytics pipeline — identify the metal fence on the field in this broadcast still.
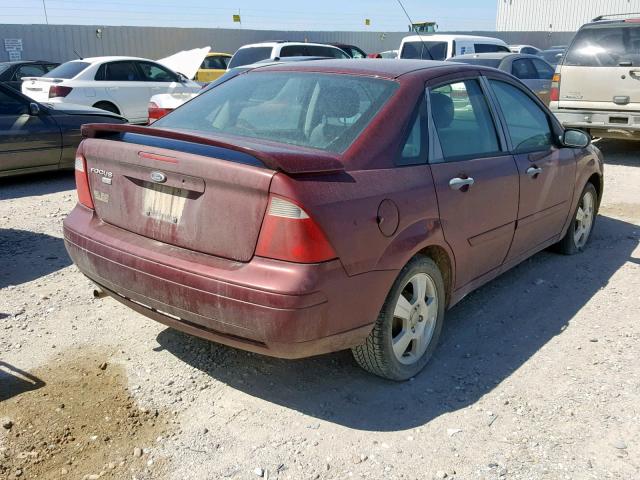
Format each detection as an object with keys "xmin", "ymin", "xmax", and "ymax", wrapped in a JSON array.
[{"xmin": 0, "ymin": 24, "xmax": 577, "ymax": 63}]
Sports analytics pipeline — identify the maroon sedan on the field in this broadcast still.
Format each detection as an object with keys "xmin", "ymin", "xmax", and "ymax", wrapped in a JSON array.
[{"xmin": 63, "ymin": 60, "xmax": 603, "ymax": 380}]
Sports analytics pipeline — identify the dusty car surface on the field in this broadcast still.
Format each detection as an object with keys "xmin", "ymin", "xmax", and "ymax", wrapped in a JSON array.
[{"xmin": 63, "ymin": 59, "xmax": 604, "ymax": 380}]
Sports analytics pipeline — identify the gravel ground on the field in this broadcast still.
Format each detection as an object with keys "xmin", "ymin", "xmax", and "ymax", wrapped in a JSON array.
[{"xmin": 0, "ymin": 139, "xmax": 639, "ymax": 480}]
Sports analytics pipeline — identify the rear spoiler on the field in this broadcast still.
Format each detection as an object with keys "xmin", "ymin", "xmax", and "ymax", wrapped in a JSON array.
[
  {"xmin": 20, "ymin": 77, "xmax": 63, "ymax": 83},
  {"xmin": 81, "ymin": 123, "xmax": 345, "ymax": 175}
]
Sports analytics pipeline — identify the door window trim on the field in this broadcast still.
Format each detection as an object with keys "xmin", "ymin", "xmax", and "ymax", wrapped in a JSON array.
[
  {"xmin": 394, "ymin": 93, "xmax": 429, "ymax": 167},
  {"xmin": 426, "ymin": 73, "xmax": 508, "ymax": 164},
  {"xmin": 481, "ymin": 73, "xmax": 563, "ymax": 153}
]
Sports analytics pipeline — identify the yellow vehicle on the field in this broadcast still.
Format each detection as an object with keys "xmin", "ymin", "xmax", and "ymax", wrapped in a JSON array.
[{"xmin": 195, "ymin": 52, "xmax": 232, "ymax": 82}]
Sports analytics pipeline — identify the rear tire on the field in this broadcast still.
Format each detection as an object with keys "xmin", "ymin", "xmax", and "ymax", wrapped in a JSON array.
[
  {"xmin": 555, "ymin": 182, "xmax": 597, "ymax": 255},
  {"xmin": 352, "ymin": 256, "xmax": 445, "ymax": 381},
  {"xmin": 93, "ymin": 101, "xmax": 120, "ymax": 115}
]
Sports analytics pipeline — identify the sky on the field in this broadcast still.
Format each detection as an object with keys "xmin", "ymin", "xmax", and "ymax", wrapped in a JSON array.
[{"xmin": 1, "ymin": 0, "xmax": 498, "ymax": 31}]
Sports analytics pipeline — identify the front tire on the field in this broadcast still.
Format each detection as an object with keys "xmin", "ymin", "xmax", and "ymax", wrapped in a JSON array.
[
  {"xmin": 555, "ymin": 182, "xmax": 597, "ymax": 255},
  {"xmin": 352, "ymin": 256, "xmax": 445, "ymax": 381}
]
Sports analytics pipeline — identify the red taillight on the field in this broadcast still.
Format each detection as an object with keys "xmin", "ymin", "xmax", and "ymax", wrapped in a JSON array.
[
  {"xmin": 255, "ymin": 196, "xmax": 337, "ymax": 263},
  {"xmin": 49, "ymin": 85, "xmax": 73, "ymax": 98},
  {"xmin": 74, "ymin": 152, "xmax": 95, "ymax": 209},
  {"xmin": 550, "ymin": 73, "xmax": 561, "ymax": 102},
  {"xmin": 148, "ymin": 102, "xmax": 172, "ymax": 123}
]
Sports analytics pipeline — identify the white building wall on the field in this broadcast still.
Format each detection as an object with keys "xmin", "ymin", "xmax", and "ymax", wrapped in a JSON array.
[{"xmin": 496, "ymin": 0, "xmax": 640, "ymax": 31}]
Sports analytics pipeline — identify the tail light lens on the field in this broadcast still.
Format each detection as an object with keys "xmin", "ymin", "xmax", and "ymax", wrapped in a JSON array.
[
  {"xmin": 550, "ymin": 73, "xmax": 561, "ymax": 102},
  {"xmin": 74, "ymin": 152, "xmax": 95, "ymax": 209},
  {"xmin": 49, "ymin": 85, "xmax": 73, "ymax": 98},
  {"xmin": 147, "ymin": 101, "xmax": 172, "ymax": 123},
  {"xmin": 255, "ymin": 196, "xmax": 337, "ymax": 263}
]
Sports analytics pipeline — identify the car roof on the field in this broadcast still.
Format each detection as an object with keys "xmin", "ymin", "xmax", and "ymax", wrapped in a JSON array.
[
  {"xmin": 64, "ymin": 56, "xmax": 154, "ymax": 63},
  {"xmin": 245, "ymin": 58, "xmax": 475, "ymax": 80},
  {"xmin": 206, "ymin": 52, "xmax": 232, "ymax": 57},
  {"xmin": 401, "ymin": 34, "xmax": 506, "ymax": 43},
  {"xmin": 238, "ymin": 42, "xmax": 344, "ymax": 49}
]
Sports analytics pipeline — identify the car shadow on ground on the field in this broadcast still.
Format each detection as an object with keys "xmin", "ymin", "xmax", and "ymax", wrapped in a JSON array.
[
  {"xmin": 156, "ymin": 215, "xmax": 638, "ymax": 431},
  {"xmin": 0, "ymin": 171, "xmax": 74, "ymax": 201},
  {"xmin": 0, "ymin": 229, "xmax": 71, "ymax": 289},
  {"xmin": 595, "ymin": 139, "xmax": 640, "ymax": 167},
  {"xmin": 0, "ymin": 361, "xmax": 46, "ymax": 402}
]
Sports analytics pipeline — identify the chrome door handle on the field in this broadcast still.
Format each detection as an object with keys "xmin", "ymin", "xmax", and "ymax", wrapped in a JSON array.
[
  {"xmin": 449, "ymin": 177, "xmax": 475, "ymax": 190},
  {"xmin": 526, "ymin": 167, "xmax": 543, "ymax": 177}
]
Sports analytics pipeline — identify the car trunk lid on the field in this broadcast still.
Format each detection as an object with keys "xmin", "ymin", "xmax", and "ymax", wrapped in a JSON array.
[
  {"xmin": 80, "ymin": 124, "xmax": 344, "ymax": 262},
  {"xmin": 21, "ymin": 77, "xmax": 63, "ymax": 102}
]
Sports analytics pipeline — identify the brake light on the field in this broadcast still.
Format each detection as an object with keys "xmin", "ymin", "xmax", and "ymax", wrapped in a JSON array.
[
  {"xmin": 550, "ymin": 73, "xmax": 561, "ymax": 102},
  {"xmin": 255, "ymin": 196, "xmax": 337, "ymax": 263},
  {"xmin": 49, "ymin": 85, "xmax": 73, "ymax": 98},
  {"xmin": 74, "ymin": 152, "xmax": 95, "ymax": 209},
  {"xmin": 148, "ymin": 102, "xmax": 172, "ymax": 123}
]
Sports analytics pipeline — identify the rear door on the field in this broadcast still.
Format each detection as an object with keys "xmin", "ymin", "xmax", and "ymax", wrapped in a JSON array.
[
  {"xmin": 98, "ymin": 61, "xmax": 149, "ymax": 122},
  {"xmin": 0, "ymin": 87, "xmax": 60, "ymax": 172},
  {"xmin": 428, "ymin": 75, "xmax": 519, "ymax": 289},
  {"xmin": 486, "ymin": 76, "xmax": 576, "ymax": 260},
  {"xmin": 560, "ymin": 23, "xmax": 640, "ymax": 111}
]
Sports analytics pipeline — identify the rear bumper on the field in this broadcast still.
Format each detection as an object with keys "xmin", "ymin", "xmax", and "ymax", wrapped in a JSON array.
[
  {"xmin": 551, "ymin": 108, "xmax": 640, "ymax": 139},
  {"xmin": 63, "ymin": 205, "xmax": 394, "ymax": 358}
]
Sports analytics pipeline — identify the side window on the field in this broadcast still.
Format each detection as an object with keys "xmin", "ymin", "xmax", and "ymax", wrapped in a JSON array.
[
  {"xmin": 16, "ymin": 64, "xmax": 46, "ymax": 79},
  {"xmin": 531, "ymin": 58, "xmax": 555, "ymax": 80},
  {"xmin": 475, "ymin": 43, "xmax": 503, "ymax": 53},
  {"xmin": 398, "ymin": 101, "xmax": 426, "ymax": 166},
  {"xmin": 99, "ymin": 61, "xmax": 141, "ymax": 81},
  {"xmin": 489, "ymin": 80, "xmax": 553, "ymax": 153},
  {"xmin": 0, "ymin": 89, "xmax": 28, "ymax": 115},
  {"xmin": 429, "ymin": 79, "xmax": 501, "ymax": 161},
  {"xmin": 138, "ymin": 62, "xmax": 178, "ymax": 82},
  {"xmin": 280, "ymin": 45, "xmax": 307, "ymax": 57},
  {"xmin": 511, "ymin": 59, "xmax": 538, "ymax": 79}
]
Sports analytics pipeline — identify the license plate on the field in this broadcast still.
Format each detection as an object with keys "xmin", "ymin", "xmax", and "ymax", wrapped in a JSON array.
[{"xmin": 142, "ymin": 184, "xmax": 188, "ymax": 225}]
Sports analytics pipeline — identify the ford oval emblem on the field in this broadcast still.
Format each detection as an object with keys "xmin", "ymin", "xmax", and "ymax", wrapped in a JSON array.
[{"xmin": 150, "ymin": 171, "xmax": 167, "ymax": 183}]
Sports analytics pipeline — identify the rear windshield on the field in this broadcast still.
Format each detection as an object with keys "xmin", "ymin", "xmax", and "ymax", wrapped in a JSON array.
[
  {"xmin": 401, "ymin": 41, "xmax": 447, "ymax": 60},
  {"xmin": 565, "ymin": 25, "xmax": 640, "ymax": 67},
  {"xmin": 450, "ymin": 57, "xmax": 502, "ymax": 68},
  {"xmin": 153, "ymin": 72, "xmax": 398, "ymax": 154},
  {"xmin": 228, "ymin": 47, "xmax": 272, "ymax": 68},
  {"xmin": 44, "ymin": 61, "xmax": 90, "ymax": 79}
]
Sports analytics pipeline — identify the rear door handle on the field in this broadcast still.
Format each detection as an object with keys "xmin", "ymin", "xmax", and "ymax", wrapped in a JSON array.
[
  {"xmin": 526, "ymin": 166, "xmax": 543, "ymax": 177},
  {"xmin": 449, "ymin": 177, "xmax": 475, "ymax": 190}
]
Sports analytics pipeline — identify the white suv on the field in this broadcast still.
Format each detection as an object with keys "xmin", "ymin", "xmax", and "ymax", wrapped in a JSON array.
[
  {"xmin": 550, "ymin": 14, "xmax": 640, "ymax": 140},
  {"xmin": 228, "ymin": 42, "xmax": 349, "ymax": 68}
]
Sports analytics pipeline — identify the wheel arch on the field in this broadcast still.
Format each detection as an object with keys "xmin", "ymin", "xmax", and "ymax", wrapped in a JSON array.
[
  {"xmin": 416, "ymin": 245, "xmax": 453, "ymax": 307},
  {"xmin": 92, "ymin": 100, "xmax": 121, "ymax": 115},
  {"xmin": 587, "ymin": 172, "xmax": 603, "ymax": 211}
]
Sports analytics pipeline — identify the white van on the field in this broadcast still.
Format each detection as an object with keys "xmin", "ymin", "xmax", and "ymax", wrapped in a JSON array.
[{"xmin": 399, "ymin": 34, "xmax": 510, "ymax": 61}]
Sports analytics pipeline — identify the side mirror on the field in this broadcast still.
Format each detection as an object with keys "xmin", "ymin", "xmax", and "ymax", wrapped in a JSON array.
[
  {"xmin": 562, "ymin": 129, "xmax": 590, "ymax": 148},
  {"xmin": 177, "ymin": 72, "xmax": 189, "ymax": 83},
  {"xmin": 29, "ymin": 102, "xmax": 41, "ymax": 116}
]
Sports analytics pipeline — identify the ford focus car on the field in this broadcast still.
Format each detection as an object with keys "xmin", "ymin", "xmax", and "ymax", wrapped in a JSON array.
[{"xmin": 63, "ymin": 60, "xmax": 603, "ymax": 380}]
